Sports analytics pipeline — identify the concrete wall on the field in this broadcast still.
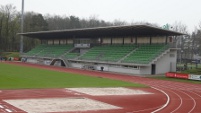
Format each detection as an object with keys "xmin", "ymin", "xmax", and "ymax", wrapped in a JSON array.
[
  {"xmin": 103, "ymin": 38, "xmax": 111, "ymax": 44},
  {"xmin": 26, "ymin": 58, "xmax": 51, "ymax": 65},
  {"xmin": 108, "ymin": 66, "xmax": 140, "ymax": 75},
  {"xmin": 155, "ymin": 50, "xmax": 177, "ymax": 74},
  {"xmin": 60, "ymin": 39, "xmax": 66, "ymax": 44},
  {"xmin": 152, "ymin": 36, "xmax": 166, "ymax": 43},
  {"xmin": 46, "ymin": 37, "xmax": 168, "ymax": 45},
  {"xmin": 112, "ymin": 37, "xmax": 123, "ymax": 44},
  {"xmin": 48, "ymin": 40, "xmax": 53, "ymax": 44},
  {"xmin": 27, "ymin": 58, "xmax": 38, "ymax": 63},
  {"xmin": 54, "ymin": 40, "xmax": 59, "ymax": 44},
  {"xmin": 140, "ymin": 66, "xmax": 151, "ymax": 74},
  {"xmin": 137, "ymin": 37, "xmax": 149, "ymax": 44},
  {"xmin": 70, "ymin": 62, "xmax": 141, "ymax": 75},
  {"xmin": 67, "ymin": 39, "xmax": 73, "ymax": 44},
  {"xmin": 124, "ymin": 37, "xmax": 131, "ymax": 44},
  {"xmin": 71, "ymin": 63, "xmax": 83, "ymax": 68}
]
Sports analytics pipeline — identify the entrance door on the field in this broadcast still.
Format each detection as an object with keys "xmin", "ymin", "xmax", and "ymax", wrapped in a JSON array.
[{"xmin": 151, "ymin": 64, "xmax": 156, "ymax": 75}]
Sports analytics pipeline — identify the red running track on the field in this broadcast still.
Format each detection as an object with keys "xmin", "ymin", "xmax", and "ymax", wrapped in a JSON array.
[{"xmin": 1, "ymin": 62, "xmax": 201, "ymax": 113}]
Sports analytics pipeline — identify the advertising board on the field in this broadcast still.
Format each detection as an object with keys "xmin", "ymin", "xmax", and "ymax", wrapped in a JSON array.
[
  {"xmin": 166, "ymin": 72, "xmax": 188, "ymax": 79},
  {"xmin": 189, "ymin": 74, "xmax": 201, "ymax": 81}
]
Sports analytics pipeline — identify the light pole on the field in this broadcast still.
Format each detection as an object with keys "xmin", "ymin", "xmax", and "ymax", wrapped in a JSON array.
[
  {"xmin": 180, "ymin": 50, "xmax": 183, "ymax": 71},
  {"xmin": 20, "ymin": 0, "xmax": 24, "ymax": 54}
]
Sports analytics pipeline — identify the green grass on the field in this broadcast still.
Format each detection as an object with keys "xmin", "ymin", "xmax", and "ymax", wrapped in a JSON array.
[
  {"xmin": 177, "ymin": 63, "xmax": 201, "ymax": 69},
  {"xmin": 0, "ymin": 52, "xmax": 19, "ymax": 57},
  {"xmin": 149, "ymin": 76, "xmax": 201, "ymax": 84},
  {"xmin": 0, "ymin": 63, "xmax": 146, "ymax": 89},
  {"xmin": 182, "ymin": 68, "xmax": 201, "ymax": 74}
]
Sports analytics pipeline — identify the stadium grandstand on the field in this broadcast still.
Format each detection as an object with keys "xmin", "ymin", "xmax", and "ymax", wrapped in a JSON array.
[{"xmin": 19, "ymin": 25, "xmax": 184, "ymax": 75}]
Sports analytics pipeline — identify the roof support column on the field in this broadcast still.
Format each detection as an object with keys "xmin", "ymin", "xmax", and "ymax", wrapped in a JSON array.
[
  {"xmin": 123, "ymin": 37, "xmax": 124, "ymax": 45},
  {"xmin": 111, "ymin": 37, "xmax": 112, "ymax": 45},
  {"xmin": 150, "ymin": 36, "xmax": 152, "ymax": 45},
  {"xmin": 135, "ymin": 36, "xmax": 137, "ymax": 45},
  {"xmin": 165, "ymin": 36, "xmax": 168, "ymax": 44}
]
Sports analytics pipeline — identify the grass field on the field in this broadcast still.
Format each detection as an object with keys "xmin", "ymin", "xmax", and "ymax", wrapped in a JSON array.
[{"xmin": 0, "ymin": 63, "xmax": 146, "ymax": 89}]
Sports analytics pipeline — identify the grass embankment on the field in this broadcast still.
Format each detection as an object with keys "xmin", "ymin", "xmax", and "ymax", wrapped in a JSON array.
[
  {"xmin": 150, "ymin": 68, "xmax": 201, "ymax": 84},
  {"xmin": 0, "ymin": 52, "xmax": 19, "ymax": 58},
  {"xmin": 0, "ymin": 63, "xmax": 146, "ymax": 89},
  {"xmin": 182, "ymin": 68, "xmax": 201, "ymax": 75},
  {"xmin": 150, "ymin": 76, "xmax": 201, "ymax": 84}
]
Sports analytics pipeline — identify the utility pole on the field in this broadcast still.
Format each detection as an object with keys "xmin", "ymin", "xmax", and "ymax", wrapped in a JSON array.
[{"xmin": 20, "ymin": 0, "xmax": 24, "ymax": 54}]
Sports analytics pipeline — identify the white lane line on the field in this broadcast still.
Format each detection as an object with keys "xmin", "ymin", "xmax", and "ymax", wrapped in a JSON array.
[
  {"xmin": 0, "ymin": 105, "xmax": 4, "ymax": 108},
  {"xmin": 5, "ymin": 109, "xmax": 12, "ymax": 112},
  {"xmin": 169, "ymin": 90, "xmax": 183, "ymax": 113},
  {"xmin": 181, "ymin": 91, "xmax": 196, "ymax": 113},
  {"xmin": 155, "ymin": 86, "xmax": 197, "ymax": 113},
  {"xmin": 127, "ymin": 106, "xmax": 160, "ymax": 113},
  {"xmin": 191, "ymin": 91, "xmax": 201, "ymax": 98},
  {"xmin": 74, "ymin": 93, "xmax": 81, "ymax": 95},
  {"xmin": 151, "ymin": 87, "xmax": 170, "ymax": 113}
]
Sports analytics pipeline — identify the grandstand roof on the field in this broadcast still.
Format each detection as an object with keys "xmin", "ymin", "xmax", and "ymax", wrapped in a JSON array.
[{"xmin": 19, "ymin": 24, "xmax": 184, "ymax": 39}]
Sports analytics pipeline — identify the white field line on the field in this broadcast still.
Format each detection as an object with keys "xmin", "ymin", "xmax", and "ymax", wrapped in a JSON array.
[
  {"xmin": 0, "ymin": 105, "xmax": 4, "ymax": 108},
  {"xmin": 151, "ymin": 87, "xmax": 170, "ymax": 113},
  {"xmin": 5, "ymin": 109, "xmax": 12, "ymax": 112}
]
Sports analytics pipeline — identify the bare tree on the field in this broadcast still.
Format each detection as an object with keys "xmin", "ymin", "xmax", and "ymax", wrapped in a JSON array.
[{"xmin": 0, "ymin": 4, "xmax": 19, "ymax": 51}]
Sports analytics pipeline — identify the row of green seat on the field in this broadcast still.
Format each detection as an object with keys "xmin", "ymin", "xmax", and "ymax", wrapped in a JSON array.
[
  {"xmin": 26, "ymin": 44, "xmax": 168, "ymax": 64},
  {"xmin": 64, "ymin": 53, "xmax": 79, "ymax": 59},
  {"xmin": 25, "ymin": 45, "xmax": 47, "ymax": 56},
  {"xmin": 122, "ymin": 44, "xmax": 168, "ymax": 64},
  {"xmin": 25, "ymin": 44, "xmax": 73, "ymax": 57},
  {"xmin": 80, "ymin": 44, "xmax": 137, "ymax": 62}
]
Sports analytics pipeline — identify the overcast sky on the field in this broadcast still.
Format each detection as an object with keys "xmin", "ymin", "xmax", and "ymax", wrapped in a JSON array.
[{"xmin": 1, "ymin": 0, "xmax": 201, "ymax": 33}]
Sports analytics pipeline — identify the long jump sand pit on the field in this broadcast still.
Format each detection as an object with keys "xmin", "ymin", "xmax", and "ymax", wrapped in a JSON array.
[
  {"xmin": 67, "ymin": 87, "xmax": 152, "ymax": 96},
  {"xmin": 2, "ymin": 88, "xmax": 153, "ymax": 113},
  {"xmin": 4, "ymin": 97, "xmax": 120, "ymax": 113}
]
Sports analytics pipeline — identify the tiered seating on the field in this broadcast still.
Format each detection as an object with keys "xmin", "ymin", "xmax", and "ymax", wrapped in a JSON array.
[
  {"xmin": 122, "ymin": 44, "xmax": 168, "ymax": 64},
  {"xmin": 37, "ymin": 44, "xmax": 73, "ymax": 57},
  {"xmin": 64, "ymin": 53, "xmax": 79, "ymax": 59},
  {"xmin": 80, "ymin": 44, "xmax": 137, "ymax": 62},
  {"xmin": 25, "ymin": 44, "xmax": 47, "ymax": 56},
  {"xmin": 25, "ymin": 44, "xmax": 73, "ymax": 57}
]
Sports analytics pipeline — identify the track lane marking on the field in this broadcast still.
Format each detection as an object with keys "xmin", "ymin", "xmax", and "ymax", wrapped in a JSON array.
[
  {"xmin": 150, "ymin": 87, "xmax": 170, "ymax": 113},
  {"xmin": 127, "ymin": 106, "xmax": 160, "ymax": 113},
  {"xmin": 0, "ymin": 105, "xmax": 4, "ymax": 108},
  {"xmin": 181, "ymin": 91, "xmax": 196, "ymax": 113},
  {"xmin": 5, "ymin": 109, "xmax": 12, "ymax": 112},
  {"xmin": 168, "ymin": 90, "xmax": 182, "ymax": 113},
  {"xmin": 152, "ymin": 85, "xmax": 197, "ymax": 113}
]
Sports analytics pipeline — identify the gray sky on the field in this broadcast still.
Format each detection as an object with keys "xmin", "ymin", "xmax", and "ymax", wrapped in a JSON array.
[{"xmin": 1, "ymin": 0, "xmax": 201, "ymax": 33}]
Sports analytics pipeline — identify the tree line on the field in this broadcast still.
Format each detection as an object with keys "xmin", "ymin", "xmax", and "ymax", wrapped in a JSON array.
[
  {"xmin": 0, "ymin": 4, "xmax": 132, "ymax": 52},
  {"xmin": 0, "ymin": 4, "xmax": 201, "ymax": 57}
]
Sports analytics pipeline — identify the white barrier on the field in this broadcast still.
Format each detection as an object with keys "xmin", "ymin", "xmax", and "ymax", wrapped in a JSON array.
[{"xmin": 188, "ymin": 74, "xmax": 201, "ymax": 81}]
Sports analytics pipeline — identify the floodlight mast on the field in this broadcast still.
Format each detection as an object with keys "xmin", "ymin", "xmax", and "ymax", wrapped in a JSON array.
[{"xmin": 20, "ymin": 0, "xmax": 24, "ymax": 53}]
